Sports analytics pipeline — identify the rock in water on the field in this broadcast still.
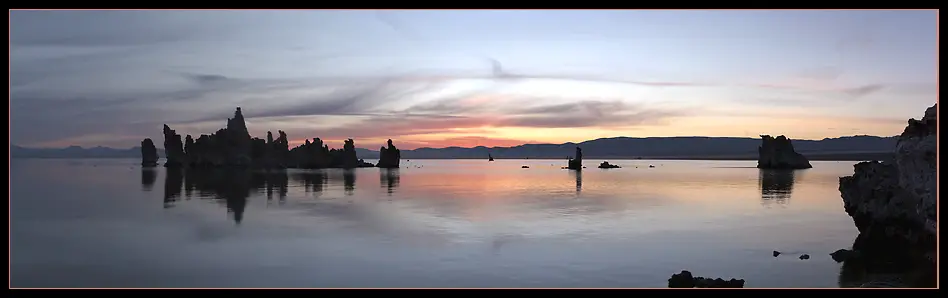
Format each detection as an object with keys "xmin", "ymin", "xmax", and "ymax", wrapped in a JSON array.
[
  {"xmin": 598, "ymin": 161, "xmax": 621, "ymax": 169},
  {"xmin": 567, "ymin": 147, "xmax": 583, "ymax": 170},
  {"xmin": 668, "ymin": 270, "xmax": 745, "ymax": 288},
  {"xmin": 831, "ymin": 249, "xmax": 855, "ymax": 263},
  {"xmin": 162, "ymin": 124, "xmax": 186, "ymax": 167},
  {"xmin": 799, "ymin": 254, "xmax": 810, "ymax": 260},
  {"xmin": 377, "ymin": 139, "xmax": 401, "ymax": 168},
  {"xmin": 140, "ymin": 138, "xmax": 159, "ymax": 167},
  {"xmin": 838, "ymin": 104, "xmax": 936, "ymax": 273},
  {"xmin": 757, "ymin": 135, "xmax": 812, "ymax": 169}
]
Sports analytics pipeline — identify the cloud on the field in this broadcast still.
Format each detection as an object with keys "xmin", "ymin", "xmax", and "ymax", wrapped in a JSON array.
[
  {"xmin": 842, "ymin": 84, "xmax": 885, "ymax": 97},
  {"xmin": 10, "ymin": 10, "xmax": 932, "ymax": 149},
  {"xmin": 11, "ymin": 11, "xmax": 207, "ymax": 47}
]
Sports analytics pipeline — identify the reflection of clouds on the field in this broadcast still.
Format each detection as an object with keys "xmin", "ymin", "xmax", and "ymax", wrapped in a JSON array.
[
  {"xmin": 758, "ymin": 169, "xmax": 795, "ymax": 207},
  {"xmin": 290, "ymin": 199, "xmax": 454, "ymax": 247}
]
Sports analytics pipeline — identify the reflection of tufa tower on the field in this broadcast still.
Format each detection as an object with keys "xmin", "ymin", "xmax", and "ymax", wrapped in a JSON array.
[{"xmin": 759, "ymin": 170, "xmax": 795, "ymax": 206}]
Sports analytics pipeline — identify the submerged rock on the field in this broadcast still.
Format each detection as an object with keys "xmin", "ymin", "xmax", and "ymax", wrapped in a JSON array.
[
  {"xmin": 140, "ymin": 138, "xmax": 159, "ymax": 167},
  {"xmin": 799, "ymin": 254, "xmax": 810, "ymax": 260},
  {"xmin": 757, "ymin": 135, "xmax": 812, "ymax": 169},
  {"xmin": 668, "ymin": 270, "xmax": 745, "ymax": 288},
  {"xmin": 838, "ymin": 104, "xmax": 936, "ymax": 255}
]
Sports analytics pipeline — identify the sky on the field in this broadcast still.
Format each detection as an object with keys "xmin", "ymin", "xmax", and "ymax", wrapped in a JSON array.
[{"xmin": 9, "ymin": 10, "xmax": 939, "ymax": 150}]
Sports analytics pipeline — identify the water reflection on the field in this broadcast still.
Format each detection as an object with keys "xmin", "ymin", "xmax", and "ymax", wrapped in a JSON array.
[
  {"xmin": 759, "ymin": 170, "xmax": 795, "ymax": 206},
  {"xmin": 265, "ymin": 172, "xmax": 289, "ymax": 205},
  {"xmin": 343, "ymin": 169, "xmax": 355, "ymax": 195},
  {"xmin": 837, "ymin": 234, "xmax": 936, "ymax": 288},
  {"xmin": 141, "ymin": 168, "xmax": 157, "ymax": 191},
  {"xmin": 164, "ymin": 169, "xmax": 184, "ymax": 208},
  {"xmin": 380, "ymin": 168, "xmax": 400, "ymax": 195},
  {"xmin": 159, "ymin": 169, "xmax": 290, "ymax": 224},
  {"xmin": 571, "ymin": 170, "xmax": 582, "ymax": 193},
  {"xmin": 292, "ymin": 171, "xmax": 327, "ymax": 195}
]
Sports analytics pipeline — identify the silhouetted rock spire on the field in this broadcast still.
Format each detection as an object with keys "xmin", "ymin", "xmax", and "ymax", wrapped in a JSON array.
[
  {"xmin": 377, "ymin": 139, "xmax": 401, "ymax": 168},
  {"xmin": 162, "ymin": 124, "xmax": 186, "ymax": 167},
  {"xmin": 140, "ymin": 138, "xmax": 159, "ymax": 167},
  {"xmin": 567, "ymin": 147, "xmax": 583, "ymax": 170}
]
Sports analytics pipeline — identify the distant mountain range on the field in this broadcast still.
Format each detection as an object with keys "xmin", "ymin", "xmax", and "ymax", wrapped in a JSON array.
[
  {"xmin": 10, "ymin": 145, "xmax": 166, "ymax": 159},
  {"xmin": 12, "ymin": 135, "xmax": 897, "ymax": 161}
]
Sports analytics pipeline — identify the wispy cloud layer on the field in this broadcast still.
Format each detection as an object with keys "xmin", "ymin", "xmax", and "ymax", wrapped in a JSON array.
[{"xmin": 9, "ymin": 10, "xmax": 937, "ymax": 149}]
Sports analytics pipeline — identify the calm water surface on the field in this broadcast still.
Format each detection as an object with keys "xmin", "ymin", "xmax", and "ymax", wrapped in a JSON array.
[{"xmin": 11, "ymin": 159, "xmax": 862, "ymax": 288}]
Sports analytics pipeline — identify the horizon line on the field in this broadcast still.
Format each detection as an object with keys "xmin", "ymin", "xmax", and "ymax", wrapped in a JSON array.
[{"xmin": 11, "ymin": 134, "xmax": 899, "ymax": 151}]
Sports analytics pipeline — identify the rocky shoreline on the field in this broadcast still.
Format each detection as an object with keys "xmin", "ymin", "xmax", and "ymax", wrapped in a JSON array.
[
  {"xmin": 669, "ymin": 104, "xmax": 937, "ymax": 288},
  {"xmin": 835, "ymin": 103, "xmax": 937, "ymax": 287}
]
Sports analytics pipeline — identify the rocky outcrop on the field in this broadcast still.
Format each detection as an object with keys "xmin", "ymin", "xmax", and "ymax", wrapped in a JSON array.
[
  {"xmin": 160, "ymin": 107, "xmax": 380, "ymax": 169},
  {"xmin": 162, "ymin": 124, "xmax": 186, "ymax": 167},
  {"xmin": 598, "ymin": 161, "xmax": 620, "ymax": 169},
  {"xmin": 140, "ymin": 138, "xmax": 159, "ymax": 167},
  {"xmin": 567, "ymin": 147, "xmax": 583, "ymax": 170},
  {"xmin": 668, "ymin": 271, "xmax": 745, "ymax": 288},
  {"xmin": 377, "ymin": 139, "xmax": 401, "ymax": 168},
  {"xmin": 289, "ymin": 137, "xmax": 332, "ymax": 168},
  {"xmin": 838, "ymin": 104, "xmax": 937, "ymax": 275},
  {"xmin": 757, "ymin": 135, "xmax": 812, "ymax": 169}
]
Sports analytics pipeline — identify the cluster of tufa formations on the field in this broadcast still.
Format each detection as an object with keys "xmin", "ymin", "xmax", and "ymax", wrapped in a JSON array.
[
  {"xmin": 140, "ymin": 107, "xmax": 399, "ymax": 169},
  {"xmin": 756, "ymin": 135, "xmax": 812, "ymax": 169},
  {"xmin": 835, "ymin": 104, "xmax": 936, "ymax": 285}
]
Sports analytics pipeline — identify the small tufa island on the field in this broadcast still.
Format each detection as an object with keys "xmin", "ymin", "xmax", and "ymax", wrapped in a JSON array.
[
  {"xmin": 141, "ymin": 107, "xmax": 400, "ymax": 169},
  {"xmin": 376, "ymin": 139, "xmax": 401, "ymax": 169},
  {"xmin": 140, "ymin": 138, "xmax": 159, "ymax": 167},
  {"xmin": 566, "ymin": 147, "xmax": 583, "ymax": 170},
  {"xmin": 757, "ymin": 135, "xmax": 812, "ymax": 169},
  {"xmin": 598, "ymin": 161, "xmax": 620, "ymax": 169}
]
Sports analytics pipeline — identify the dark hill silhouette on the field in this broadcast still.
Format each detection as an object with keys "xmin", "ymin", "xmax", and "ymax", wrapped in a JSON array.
[
  {"xmin": 11, "ymin": 145, "xmax": 166, "ymax": 159},
  {"xmin": 359, "ymin": 135, "xmax": 897, "ymax": 161},
  {"xmin": 13, "ymin": 135, "xmax": 896, "ymax": 161}
]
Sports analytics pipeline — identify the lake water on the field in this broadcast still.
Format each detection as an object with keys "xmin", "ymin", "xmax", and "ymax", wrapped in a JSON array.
[{"xmin": 11, "ymin": 158, "xmax": 865, "ymax": 288}]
